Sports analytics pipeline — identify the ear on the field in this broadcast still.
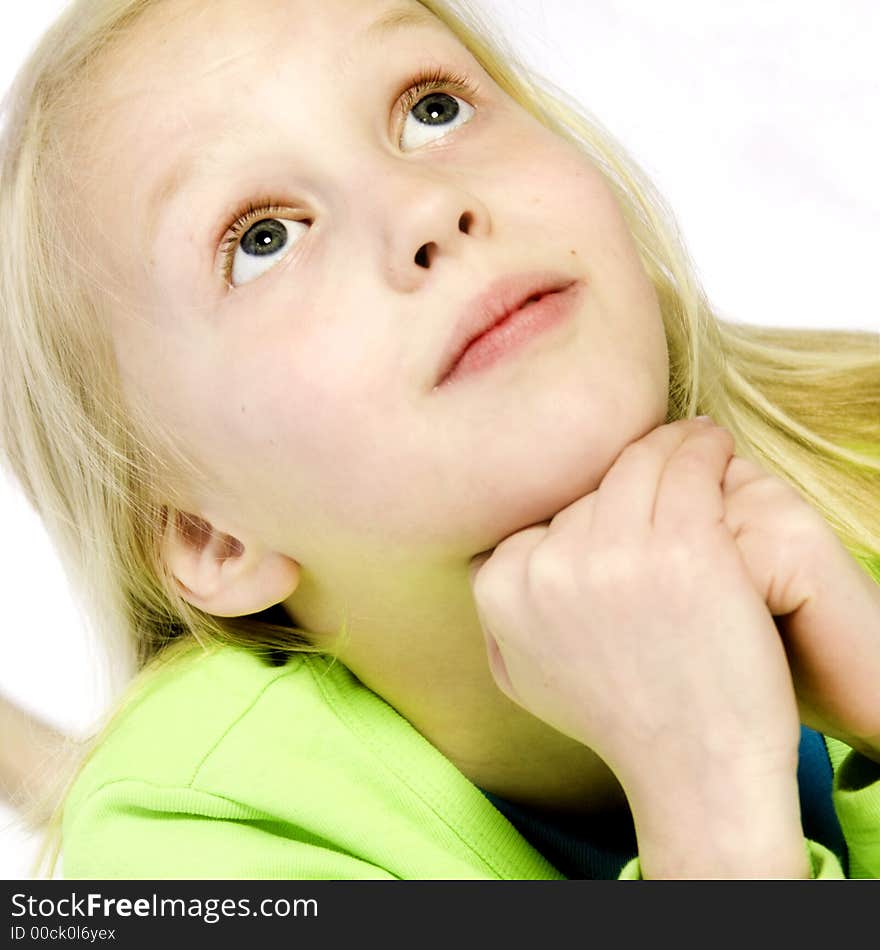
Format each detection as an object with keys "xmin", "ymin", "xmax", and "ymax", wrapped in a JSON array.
[{"xmin": 161, "ymin": 508, "xmax": 300, "ymax": 618}]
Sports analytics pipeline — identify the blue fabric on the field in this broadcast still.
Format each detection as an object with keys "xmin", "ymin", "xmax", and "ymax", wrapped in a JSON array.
[
  {"xmin": 481, "ymin": 786, "xmax": 637, "ymax": 879},
  {"xmin": 481, "ymin": 725, "xmax": 848, "ymax": 879},
  {"xmin": 797, "ymin": 725, "xmax": 848, "ymax": 875}
]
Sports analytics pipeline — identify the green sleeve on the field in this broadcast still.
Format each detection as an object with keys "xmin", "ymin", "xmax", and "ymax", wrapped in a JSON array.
[
  {"xmin": 825, "ymin": 736, "xmax": 880, "ymax": 879},
  {"xmin": 824, "ymin": 541, "xmax": 880, "ymax": 878},
  {"xmin": 62, "ymin": 780, "xmax": 396, "ymax": 880},
  {"xmin": 616, "ymin": 839, "xmax": 845, "ymax": 880}
]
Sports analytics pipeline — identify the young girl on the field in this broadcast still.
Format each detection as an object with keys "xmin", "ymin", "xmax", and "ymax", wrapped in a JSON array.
[{"xmin": 1, "ymin": 0, "xmax": 878, "ymax": 880}]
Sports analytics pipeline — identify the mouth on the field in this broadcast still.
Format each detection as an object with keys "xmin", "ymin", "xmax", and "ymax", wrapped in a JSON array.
[{"xmin": 433, "ymin": 271, "xmax": 579, "ymax": 389}]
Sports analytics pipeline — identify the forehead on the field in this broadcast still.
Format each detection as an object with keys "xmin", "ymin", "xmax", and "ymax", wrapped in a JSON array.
[
  {"xmin": 95, "ymin": 0, "xmax": 446, "ymax": 103},
  {"xmin": 78, "ymin": 0, "xmax": 454, "ymax": 173}
]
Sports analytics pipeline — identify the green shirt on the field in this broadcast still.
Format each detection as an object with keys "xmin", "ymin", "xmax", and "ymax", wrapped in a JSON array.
[{"xmin": 61, "ymin": 643, "xmax": 880, "ymax": 879}]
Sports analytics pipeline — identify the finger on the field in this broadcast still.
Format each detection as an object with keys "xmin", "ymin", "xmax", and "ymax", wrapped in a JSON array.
[
  {"xmin": 721, "ymin": 454, "xmax": 769, "ymax": 496},
  {"xmin": 466, "ymin": 551, "xmax": 520, "ymax": 698},
  {"xmin": 483, "ymin": 624, "xmax": 518, "ymax": 701},
  {"xmin": 589, "ymin": 418, "xmax": 713, "ymax": 540},
  {"xmin": 468, "ymin": 523, "xmax": 548, "ymax": 599},
  {"xmin": 719, "ymin": 456, "xmax": 774, "ymax": 542},
  {"xmin": 468, "ymin": 551, "xmax": 492, "ymax": 588},
  {"xmin": 653, "ymin": 423, "xmax": 736, "ymax": 535}
]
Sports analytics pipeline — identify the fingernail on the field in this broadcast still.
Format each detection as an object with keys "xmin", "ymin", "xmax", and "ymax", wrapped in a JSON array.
[{"xmin": 694, "ymin": 415, "xmax": 713, "ymax": 423}]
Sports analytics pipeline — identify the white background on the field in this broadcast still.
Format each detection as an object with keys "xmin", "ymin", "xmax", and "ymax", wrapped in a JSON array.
[{"xmin": 1, "ymin": 0, "xmax": 878, "ymax": 878}]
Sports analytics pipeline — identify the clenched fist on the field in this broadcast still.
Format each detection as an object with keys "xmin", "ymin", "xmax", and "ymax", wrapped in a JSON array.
[{"xmin": 468, "ymin": 418, "xmax": 810, "ymax": 877}]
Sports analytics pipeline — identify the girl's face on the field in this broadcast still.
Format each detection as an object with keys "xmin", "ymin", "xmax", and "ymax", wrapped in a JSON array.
[{"xmin": 83, "ymin": 0, "xmax": 668, "ymax": 624}]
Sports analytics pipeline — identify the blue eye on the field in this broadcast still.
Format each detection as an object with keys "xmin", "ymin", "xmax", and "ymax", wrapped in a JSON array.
[
  {"xmin": 400, "ymin": 89, "xmax": 476, "ymax": 150},
  {"xmin": 229, "ymin": 216, "xmax": 307, "ymax": 286}
]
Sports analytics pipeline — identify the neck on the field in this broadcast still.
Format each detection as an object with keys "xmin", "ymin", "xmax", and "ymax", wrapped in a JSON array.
[{"xmin": 285, "ymin": 557, "xmax": 629, "ymax": 818}]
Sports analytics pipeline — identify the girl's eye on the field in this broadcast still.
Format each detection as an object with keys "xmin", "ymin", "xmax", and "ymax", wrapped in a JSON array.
[
  {"xmin": 224, "ymin": 214, "xmax": 308, "ymax": 287},
  {"xmin": 219, "ymin": 70, "xmax": 478, "ymax": 288},
  {"xmin": 399, "ymin": 87, "xmax": 476, "ymax": 150}
]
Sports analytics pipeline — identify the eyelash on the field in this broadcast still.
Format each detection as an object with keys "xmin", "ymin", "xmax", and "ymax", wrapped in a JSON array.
[{"xmin": 218, "ymin": 65, "xmax": 480, "ymax": 286}]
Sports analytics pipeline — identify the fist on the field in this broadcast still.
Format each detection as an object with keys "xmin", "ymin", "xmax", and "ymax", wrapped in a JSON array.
[
  {"xmin": 721, "ymin": 452, "xmax": 880, "ymax": 754},
  {"xmin": 467, "ymin": 418, "xmax": 802, "ymax": 791}
]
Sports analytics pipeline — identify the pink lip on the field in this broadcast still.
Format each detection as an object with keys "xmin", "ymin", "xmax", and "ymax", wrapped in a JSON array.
[{"xmin": 433, "ymin": 271, "xmax": 580, "ymax": 389}]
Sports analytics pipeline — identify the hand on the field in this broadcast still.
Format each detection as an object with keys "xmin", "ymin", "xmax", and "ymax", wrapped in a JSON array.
[
  {"xmin": 721, "ymin": 452, "xmax": 880, "ymax": 760},
  {"xmin": 468, "ymin": 418, "xmax": 810, "ymax": 876},
  {"xmin": 468, "ymin": 418, "xmax": 801, "ymax": 773}
]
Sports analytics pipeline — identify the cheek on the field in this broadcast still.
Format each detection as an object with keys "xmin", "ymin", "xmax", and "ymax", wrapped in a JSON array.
[
  {"xmin": 541, "ymin": 152, "xmax": 666, "ymax": 372},
  {"xmin": 212, "ymin": 339, "xmax": 416, "ymax": 515},
  {"xmin": 550, "ymin": 163, "xmax": 641, "ymax": 281},
  {"xmin": 498, "ymin": 130, "xmax": 648, "ymax": 291},
  {"xmin": 221, "ymin": 344, "xmax": 357, "ymax": 465}
]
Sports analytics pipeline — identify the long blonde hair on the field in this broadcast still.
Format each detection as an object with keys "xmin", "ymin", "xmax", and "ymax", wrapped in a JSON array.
[{"xmin": 2, "ymin": 0, "xmax": 878, "ymax": 879}]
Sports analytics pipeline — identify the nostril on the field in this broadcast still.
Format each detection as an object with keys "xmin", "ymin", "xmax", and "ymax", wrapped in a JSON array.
[{"xmin": 414, "ymin": 214, "xmax": 471, "ymax": 267}]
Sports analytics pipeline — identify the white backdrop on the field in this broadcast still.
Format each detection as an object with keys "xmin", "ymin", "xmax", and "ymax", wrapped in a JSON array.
[{"xmin": 1, "ymin": 0, "xmax": 878, "ymax": 879}]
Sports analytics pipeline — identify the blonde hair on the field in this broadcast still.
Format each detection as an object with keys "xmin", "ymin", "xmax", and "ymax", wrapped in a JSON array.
[{"xmin": 1, "ymin": 0, "xmax": 877, "ymax": 879}]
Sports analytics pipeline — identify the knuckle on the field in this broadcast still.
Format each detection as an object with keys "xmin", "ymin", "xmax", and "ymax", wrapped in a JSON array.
[
  {"xmin": 687, "ymin": 422, "xmax": 733, "ymax": 446},
  {"xmin": 712, "ymin": 425, "xmax": 736, "ymax": 449},
  {"xmin": 542, "ymin": 542, "xmax": 633, "ymax": 596},
  {"xmin": 615, "ymin": 439, "xmax": 653, "ymax": 466},
  {"xmin": 672, "ymin": 451, "xmax": 708, "ymax": 476},
  {"xmin": 525, "ymin": 544, "xmax": 573, "ymax": 598}
]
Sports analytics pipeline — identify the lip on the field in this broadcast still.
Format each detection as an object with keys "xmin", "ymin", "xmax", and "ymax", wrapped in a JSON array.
[{"xmin": 433, "ymin": 271, "xmax": 580, "ymax": 389}]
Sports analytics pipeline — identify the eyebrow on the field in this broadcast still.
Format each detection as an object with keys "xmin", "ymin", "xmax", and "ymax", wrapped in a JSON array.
[
  {"xmin": 365, "ymin": 5, "xmax": 442, "ymax": 39},
  {"xmin": 144, "ymin": 5, "xmax": 444, "ymax": 246}
]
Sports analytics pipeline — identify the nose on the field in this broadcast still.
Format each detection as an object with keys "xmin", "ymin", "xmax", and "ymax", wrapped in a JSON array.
[
  {"xmin": 368, "ymin": 165, "xmax": 492, "ymax": 293},
  {"xmin": 414, "ymin": 208, "xmax": 475, "ymax": 268}
]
